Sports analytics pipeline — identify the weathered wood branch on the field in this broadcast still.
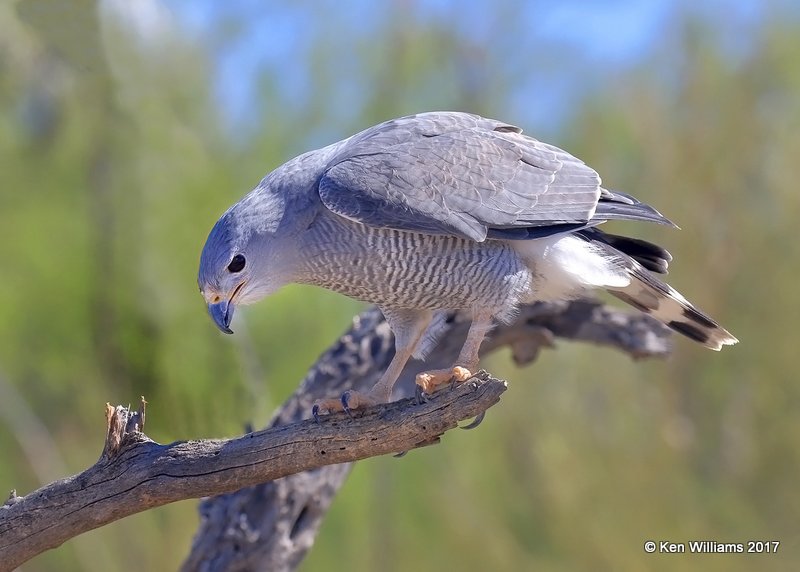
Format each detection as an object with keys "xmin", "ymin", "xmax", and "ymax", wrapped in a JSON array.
[{"xmin": 0, "ymin": 374, "xmax": 506, "ymax": 571}]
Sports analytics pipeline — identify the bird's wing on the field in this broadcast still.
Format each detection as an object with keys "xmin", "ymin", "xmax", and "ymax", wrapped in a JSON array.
[{"xmin": 318, "ymin": 112, "xmax": 611, "ymax": 242}]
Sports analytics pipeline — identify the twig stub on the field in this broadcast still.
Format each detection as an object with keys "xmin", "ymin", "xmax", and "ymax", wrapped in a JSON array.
[{"xmin": 102, "ymin": 397, "xmax": 148, "ymax": 460}]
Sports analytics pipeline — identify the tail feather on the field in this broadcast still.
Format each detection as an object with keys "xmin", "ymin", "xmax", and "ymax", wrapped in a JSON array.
[
  {"xmin": 609, "ymin": 267, "xmax": 738, "ymax": 351},
  {"xmin": 577, "ymin": 228, "xmax": 672, "ymax": 274},
  {"xmin": 576, "ymin": 226, "xmax": 737, "ymax": 350},
  {"xmin": 518, "ymin": 229, "xmax": 738, "ymax": 350}
]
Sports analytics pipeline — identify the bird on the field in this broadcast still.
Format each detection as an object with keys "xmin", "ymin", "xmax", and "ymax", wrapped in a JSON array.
[{"xmin": 198, "ymin": 111, "xmax": 737, "ymax": 418}]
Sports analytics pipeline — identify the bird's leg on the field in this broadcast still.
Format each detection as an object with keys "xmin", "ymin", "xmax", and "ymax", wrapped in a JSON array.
[
  {"xmin": 342, "ymin": 342, "xmax": 416, "ymax": 408},
  {"xmin": 312, "ymin": 310, "xmax": 431, "ymax": 420},
  {"xmin": 415, "ymin": 311, "xmax": 494, "ymax": 396}
]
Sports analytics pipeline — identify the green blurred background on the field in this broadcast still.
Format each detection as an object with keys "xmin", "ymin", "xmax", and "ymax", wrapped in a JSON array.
[{"xmin": 1, "ymin": 1, "xmax": 799, "ymax": 570}]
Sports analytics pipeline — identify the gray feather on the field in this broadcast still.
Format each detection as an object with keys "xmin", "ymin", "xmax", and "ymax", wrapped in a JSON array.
[
  {"xmin": 318, "ymin": 112, "xmax": 604, "ymax": 242},
  {"xmin": 317, "ymin": 112, "xmax": 677, "ymax": 243}
]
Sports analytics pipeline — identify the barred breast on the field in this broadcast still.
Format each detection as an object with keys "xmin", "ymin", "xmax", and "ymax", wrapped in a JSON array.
[{"xmin": 296, "ymin": 213, "xmax": 532, "ymax": 316}]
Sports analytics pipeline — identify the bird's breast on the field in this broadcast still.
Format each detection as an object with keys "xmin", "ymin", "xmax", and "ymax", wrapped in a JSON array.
[{"xmin": 295, "ymin": 215, "xmax": 531, "ymax": 312}]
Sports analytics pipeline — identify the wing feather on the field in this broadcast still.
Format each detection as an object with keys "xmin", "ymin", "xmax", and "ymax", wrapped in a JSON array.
[{"xmin": 318, "ymin": 112, "xmax": 668, "ymax": 242}]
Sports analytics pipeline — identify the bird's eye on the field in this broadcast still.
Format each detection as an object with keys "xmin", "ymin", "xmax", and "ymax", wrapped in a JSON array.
[{"xmin": 227, "ymin": 254, "xmax": 246, "ymax": 273}]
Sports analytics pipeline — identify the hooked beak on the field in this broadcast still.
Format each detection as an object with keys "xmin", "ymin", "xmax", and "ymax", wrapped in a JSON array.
[
  {"xmin": 206, "ymin": 282, "xmax": 245, "ymax": 334},
  {"xmin": 207, "ymin": 299, "xmax": 234, "ymax": 334}
]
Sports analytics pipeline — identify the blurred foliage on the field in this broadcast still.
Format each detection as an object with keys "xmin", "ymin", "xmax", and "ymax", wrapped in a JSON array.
[{"xmin": 1, "ymin": 1, "xmax": 799, "ymax": 571}]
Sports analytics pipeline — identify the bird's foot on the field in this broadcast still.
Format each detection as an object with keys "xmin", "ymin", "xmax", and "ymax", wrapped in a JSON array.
[
  {"xmin": 415, "ymin": 365, "xmax": 474, "ymax": 397},
  {"xmin": 312, "ymin": 390, "xmax": 382, "ymax": 423},
  {"xmin": 414, "ymin": 367, "xmax": 487, "ymax": 429}
]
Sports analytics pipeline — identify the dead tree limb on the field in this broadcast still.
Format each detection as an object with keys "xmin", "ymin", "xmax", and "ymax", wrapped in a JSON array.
[
  {"xmin": 0, "ymin": 373, "xmax": 506, "ymax": 571},
  {"xmin": 181, "ymin": 299, "xmax": 672, "ymax": 571}
]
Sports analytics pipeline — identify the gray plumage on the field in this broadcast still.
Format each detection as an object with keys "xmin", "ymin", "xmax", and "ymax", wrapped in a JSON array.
[{"xmin": 198, "ymin": 112, "xmax": 737, "ymax": 411}]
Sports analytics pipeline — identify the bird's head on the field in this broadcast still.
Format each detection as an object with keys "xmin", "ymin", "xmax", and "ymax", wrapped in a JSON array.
[{"xmin": 198, "ymin": 190, "xmax": 301, "ymax": 334}]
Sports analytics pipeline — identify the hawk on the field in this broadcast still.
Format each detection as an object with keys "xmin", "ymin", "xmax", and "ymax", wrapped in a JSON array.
[{"xmin": 198, "ymin": 112, "xmax": 737, "ymax": 416}]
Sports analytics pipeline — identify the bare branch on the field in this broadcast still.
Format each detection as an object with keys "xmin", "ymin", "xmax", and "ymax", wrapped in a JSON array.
[{"xmin": 0, "ymin": 374, "xmax": 505, "ymax": 571}]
